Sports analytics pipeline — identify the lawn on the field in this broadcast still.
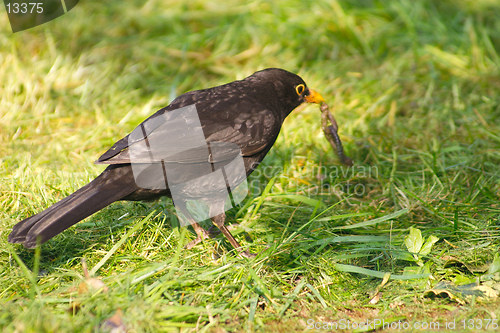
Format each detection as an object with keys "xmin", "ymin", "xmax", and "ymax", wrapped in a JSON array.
[{"xmin": 1, "ymin": 0, "xmax": 499, "ymax": 331}]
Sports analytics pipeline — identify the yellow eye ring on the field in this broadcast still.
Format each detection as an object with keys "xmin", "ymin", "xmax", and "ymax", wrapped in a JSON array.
[{"xmin": 295, "ymin": 84, "xmax": 305, "ymax": 96}]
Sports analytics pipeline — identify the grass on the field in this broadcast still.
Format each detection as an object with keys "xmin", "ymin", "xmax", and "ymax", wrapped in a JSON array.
[{"xmin": 1, "ymin": 0, "xmax": 500, "ymax": 331}]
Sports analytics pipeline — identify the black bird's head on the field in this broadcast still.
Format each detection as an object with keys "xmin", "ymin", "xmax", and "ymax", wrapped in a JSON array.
[{"xmin": 248, "ymin": 68, "xmax": 325, "ymax": 116}]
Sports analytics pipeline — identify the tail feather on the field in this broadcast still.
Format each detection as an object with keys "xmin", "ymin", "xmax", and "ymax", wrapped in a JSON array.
[{"xmin": 8, "ymin": 166, "xmax": 138, "ymax": 248}]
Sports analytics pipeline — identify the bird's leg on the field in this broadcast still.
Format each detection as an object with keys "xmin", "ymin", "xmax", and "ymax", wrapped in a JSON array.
[
  {"xmin": 206, "ymin": 223, "xmax": 238, "ymax": 236},
  {"xmin": 176, "ymin": 202, "xmax": 210, "ymax": 249},
  {"xmin": 185, "ymin": 221, "xmax": 211, "ymax": 249},
  {"xmin": 211, "ymin": 212, "xmax": 256, "ymax": 258}
]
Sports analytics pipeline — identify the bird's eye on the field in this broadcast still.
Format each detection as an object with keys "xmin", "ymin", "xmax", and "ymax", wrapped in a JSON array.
[{"xmin": 295, "ymin": 84, "xmax": 305, "ymax": 96}]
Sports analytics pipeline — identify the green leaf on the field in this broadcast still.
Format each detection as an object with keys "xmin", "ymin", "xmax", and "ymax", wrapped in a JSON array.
[
  {"xmin": 307, "ymin": 235, "xmax": 388, "ymax": 247},
  {"xmin": 488, "ymin": 253, "xmax": 500, "ymax": 275},
  {"xmin": 404, "ymin": 227, "xmax": 423, "ymax": 254},
  {"xmin": 392, "ymin": 251, "xmax": 415, "ymax": 262},
  {"xmin": 452, "ymin": 275, "xmax": 478, "ymax": 286},
  {"xmin": 403, "ymin": 266, "xmax": 422, "ymax": 275},
  {"xmin": 419, "ymin": 235, "xmax": 439, "ymax": 256},
  {"xmin": 331, "ymin": 208, "xmax": 408, "ymax": 230}
]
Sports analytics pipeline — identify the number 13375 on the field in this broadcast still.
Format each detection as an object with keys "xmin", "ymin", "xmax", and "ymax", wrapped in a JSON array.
[{"xmin": 6, "ymin": 2, "xmax": 43, "ymax": 14}]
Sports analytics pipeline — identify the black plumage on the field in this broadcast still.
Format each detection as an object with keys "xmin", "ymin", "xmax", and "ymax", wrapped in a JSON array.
[{"xmin": 8, "ymin": 68, "xmax": 325, "ymax": 257}]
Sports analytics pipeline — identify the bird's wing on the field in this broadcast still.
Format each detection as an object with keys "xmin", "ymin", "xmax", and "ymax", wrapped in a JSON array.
[{"xmin": 96, "ymin": 99, "xmax": 280, "ymax": 165}]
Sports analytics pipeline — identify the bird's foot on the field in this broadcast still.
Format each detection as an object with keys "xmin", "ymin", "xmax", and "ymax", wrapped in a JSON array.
[
  {"xmin": 240, "ymin": 250, "xmax": 257, "ymax": 259},
  {"xmin": 185, "ymin": 229, "xmax": 210, "ymax": 249}
]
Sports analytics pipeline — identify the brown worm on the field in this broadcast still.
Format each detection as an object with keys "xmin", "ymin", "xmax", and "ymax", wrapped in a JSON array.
[{"xmin": 320, "ymin": 102, "xmax": 353, "ymax": 166}]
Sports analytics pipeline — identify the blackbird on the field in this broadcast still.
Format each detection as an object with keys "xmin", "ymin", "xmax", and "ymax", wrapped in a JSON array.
[{"xmin": 8, "ymin": 68, "xmax": 325, "ymax": 257}]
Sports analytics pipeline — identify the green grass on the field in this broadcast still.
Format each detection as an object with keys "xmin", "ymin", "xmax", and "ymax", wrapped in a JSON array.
[{"xmin": 1, "ymin": 0, "xmax": 500, "ymax": 331}]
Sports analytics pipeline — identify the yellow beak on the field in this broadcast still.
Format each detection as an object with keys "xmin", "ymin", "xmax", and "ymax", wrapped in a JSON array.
[{"xmin": 304, "ymin": 89, "xmax": 325, "ymax": 104}]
